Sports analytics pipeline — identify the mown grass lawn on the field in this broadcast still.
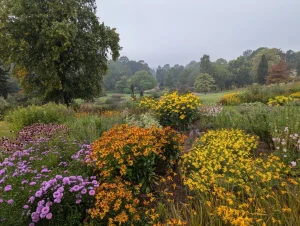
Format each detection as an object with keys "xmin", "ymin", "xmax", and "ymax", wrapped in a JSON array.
[{"xmin": 197, "ymin": 89, "xmax": 245, "ymax": 104}]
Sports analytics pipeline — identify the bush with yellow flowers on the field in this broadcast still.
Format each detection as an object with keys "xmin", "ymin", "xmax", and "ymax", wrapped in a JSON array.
[
  {"xmin": 88, "ymin": 124, "xmax": 185, "ymax": 190},
  {"xmin": 88, "ymin": 179, "xmax": 142, "ymax": 226},
  {"xmin": 289, "ymin": 91, "xmax": 300, "ymax": 99},
  {"xmin": 181, "ymin": 129, "xmax": 300, "ymax": 226},
  {"xmin": 139, "ymin": 92, "xmax": 201, "ymax": 130},
  {"xmin": 267, "ymin": 95, "xmax": 293, "ymax": 106},
  {"xmin": 218, "ymin": 92, "xmax": 241, "ymax": 105}
]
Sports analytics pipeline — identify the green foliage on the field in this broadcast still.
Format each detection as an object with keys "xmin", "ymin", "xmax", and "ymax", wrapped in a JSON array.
[
  {"xmin": 194, "ymin": 73, "xmax": 216, "ymax": 94},
  {"xmin": 5, "ymin": 103, "xmax": 74, "ymax": 131},
  {"xmin": 115, "ymin": 76, "xmax": 129, "ymax": 93},
  {"xmin": 229, "ymin": 56, "xmax": 253, "ymax": 87},
  {"xmin": 124, "ymin": 111, "xmax": 161, "ymax": 128},
  {"xmin": 251, "ymin": 48, "xmax": 281, "ymax": 81},
  {"xmin": 129, "ymin": 70, "xmax": 157, "ymax": 96},
  {"xmin": 0, "ymin": 0, "xmax": 121, "ymax": 104},
  {"xmin": 200, "ymin": 54, "xmax": 213, "ymax": 75},
  {"xmin": 256, "ymin": 54, "xmax": 269, "ymax": 84},
  {"xmin": 0, "ymin": 96, "xmax": 10, "ymax": 120}
]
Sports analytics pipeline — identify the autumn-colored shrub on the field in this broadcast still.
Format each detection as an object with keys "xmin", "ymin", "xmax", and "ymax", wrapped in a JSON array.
[{"xmin": 88, "ymin": 124, "xmax": 185, "ymax": 190}]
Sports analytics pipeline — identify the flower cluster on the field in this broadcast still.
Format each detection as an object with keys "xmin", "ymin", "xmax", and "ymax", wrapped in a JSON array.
[
  {"xmin": 267, "ymin": 95, "xmax": 293, "ymax": 106},
  {"xmin": 218, "ymin": 92, "xmax": 241, "ymax": 105},
  {"xmin": 289, "ymin": 91, "xmax": 300, "ymax": 99},
  {"xmin": 272, "ymin": 127, "xmax": 299, "ymax": 173},
  {"xmin": 139, "ymin": 92, "xmax": 201, "ymax": 129},
  {"xmin": 0, "ymin": 126, "xmax": 96, "ymax": 225},
  {"xmin": 88, "ymin": 124, "xmax": 185, "ymax": 188},
  {"xmin": 268, "ymin": 92, "xmax": 300, "ymax": 106},
  {"xmin": 1, "ymin": 123, "xmax": 69, "ymax": 152},
  {"xmin": 181, "ymin": 129, "xmax": 298, "ymax": 225},
  {"xmin": 25, "ymin": 175, "xmax": 98, "ymax": 225},
  {"xmin": 199, "ymin": 104, "xmax": 223, "ymax": 116}
]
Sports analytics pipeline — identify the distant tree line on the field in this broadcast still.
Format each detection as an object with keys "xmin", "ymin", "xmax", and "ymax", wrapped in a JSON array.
[{"xmin": 103, "ymin": 48, "xmax": 300, "ymax": 96}]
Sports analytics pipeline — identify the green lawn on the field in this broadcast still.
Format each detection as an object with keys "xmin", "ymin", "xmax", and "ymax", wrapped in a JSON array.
[
  {"xmin": 196, "ymin": 89, "xmax": 245, "ymax": 104},
  {"xmin": 0, "ymin": 121, "xmax": 15, "ymax": 138}
]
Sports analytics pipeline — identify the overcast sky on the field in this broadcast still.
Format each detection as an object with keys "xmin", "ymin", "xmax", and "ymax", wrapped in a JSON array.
[{"xmin": 96, "ymin": 0, "xmax": 300, "ymax": 68}]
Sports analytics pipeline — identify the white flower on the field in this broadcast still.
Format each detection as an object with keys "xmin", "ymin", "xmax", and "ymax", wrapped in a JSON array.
[
  {"xmin": 283, "ymin": 148, "xmax": 287, "ymax": 152},
  {"xmin": 291, "ymin": 161, "xmax": 297, "ymax": 167},
  {"xmin": 284, "ymin": 155, "xmax": 287, "ymax": 158}
]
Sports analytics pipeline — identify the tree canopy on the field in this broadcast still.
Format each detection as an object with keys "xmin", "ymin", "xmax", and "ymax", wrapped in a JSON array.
[
  {"xmin": 129, "ymin": 71, "xmax": 157, "ymax": 96},
  {"xmin": 194, "ymin": 73, "xmax": 216, "ymax": 94},
  {"xmin": 0, "ymin": 0, "xmax": 121, "ymax": 104}
]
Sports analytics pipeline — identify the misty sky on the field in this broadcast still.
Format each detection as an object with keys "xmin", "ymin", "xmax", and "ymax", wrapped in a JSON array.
[{"xmin": 96, "ymin": 0, "xmax": 300, "ymax": 68}]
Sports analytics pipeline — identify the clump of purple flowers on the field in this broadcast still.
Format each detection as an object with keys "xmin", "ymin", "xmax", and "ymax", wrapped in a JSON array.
[{"xmin": 25, "ymin": 175, "xmax": 98, "ymax": 224}]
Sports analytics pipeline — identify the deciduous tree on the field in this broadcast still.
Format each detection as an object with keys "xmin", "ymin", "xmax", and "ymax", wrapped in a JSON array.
[
  {"xmin": 0, "ymin": 0, "xmax": 121, "ymax": 104},
  {"xmin": 129, "ymin": 71, "xmax": 157, "ymax": 96},
  {"xmin": 266, "ymin": 60, "xmax": 289, "ymax": 84},
  {"xmin": 194, "ymin": 73, "xmax": 216, "ymax": 94}
]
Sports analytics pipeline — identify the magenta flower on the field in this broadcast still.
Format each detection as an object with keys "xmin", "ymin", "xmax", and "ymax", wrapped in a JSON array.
[
  {"xmin": 46, "ymin": 213, "xmax": 52, "ymax": 220},
  {"xmin": 0, "ymin": 199, "xmax": 3, "ymax": 203},
  {"xmin": 24, "ymin": 205, "xmax": 29, "ymax": 209},
  {"xmin": 4, "ymin": 185, "xmax": 12, "ymax": 192},
  {"xmin": 81, "ymin": 188, "xmax": 87, "ymax": 194},
  {"xmin": 7, "ymin": 199, "xmax": 13, "ymax": 204},
  {"xmin": 89, "ymin": 190, "xmax": 95, "ymax": 196},
  {"xmin": 35, "ymin": 191, "xmax": 42, "ymax": 197},
  {"xmin": 76, "ymin": 199, "xmax": 81, "ymax": 204},
  {"xmin": 41, "ymin": 206, "xmax": 50, "ymax": 215}
]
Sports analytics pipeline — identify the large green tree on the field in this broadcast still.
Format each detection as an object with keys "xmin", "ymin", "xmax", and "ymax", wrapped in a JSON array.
[
  {"xmin": 194, "ymin": 73, "xmax": 216, "ymax": 94},
  {"xmin": 251, "ymin": 48, "xmax": 281, "ymax": 81},
  {"xmin": 200, "ymin": 54, "xmax": 213, "ymax": 75},
  {"xmin": 256, "ymin": 55, "xmax": 269, "ymax": 84},
  {"xmin": 0, "ymin": 0, "xmax": 121, "ymax": 104},
  {"xmin": 129, "ymin": 71, "xmax": 157, "ymax": 96},
  {"xmin": 229, "ymin": 56, "xmax": 253, "ymax": 87}
]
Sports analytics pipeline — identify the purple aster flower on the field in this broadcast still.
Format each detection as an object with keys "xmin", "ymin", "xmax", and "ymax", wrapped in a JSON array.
[
  {"xmin": 24, "ymin": 205, "xmax": 29, "ymax": 209},
  {"xmin": 46, "ymin": 213, "xmax": 52, "ymax": 220},
  {"xmin": 0, "ymin": 199, "xmax": 3, "ymax": 203},
  {"xmin": 7, "ymin": 199, "xmax": 13, "ymax": 204},
  {"xmin": 35, "ymin": 191, "xmax": 42, "ymax": 197},
  {"xmin": 89, "ymin": 190, "xmax": 95, "ymax": 196},
  {"xmin": 81, "ymin": 188, "xmax": 87, "ymax": 194},
  {"xmin": 54, "ymin": 198, "xmax": 61, "ymax": 203},
  {"xmin": 4, "ymin": 185, "xmax": 12, "ymax": 192},
  {"xmin": 76, "ymin": 199, "xmax": 81, "ymax": 204},
  {"xmin": 29, "ymin": 182, "xmax": 36, "ymax": 186},
  {"xmin": 41, "ymin": 206, "xmax": 50, "ymax": 215}
]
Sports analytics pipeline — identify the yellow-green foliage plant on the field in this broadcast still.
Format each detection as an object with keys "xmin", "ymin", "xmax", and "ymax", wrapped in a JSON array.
[
  {"xmin": 289, "ymin": 91, "xmax": 300, "ymax": 99},
  {"xmin": 181, "ymin": 129, "xmax": 300, "ymax": 226},
  {"xmin": 218, "ymin": 93, "xmax": 241, "ymax": 105},
  {"xmin": 139, "ymin": 91, "xmax": 201, "ymax": 130},
  {"xmin": 267, "ymin": 95, "xmax": 293, "ymax": 106}
]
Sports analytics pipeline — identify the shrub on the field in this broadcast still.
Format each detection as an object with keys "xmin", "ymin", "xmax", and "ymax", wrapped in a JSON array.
[
  {"xmin": 125, "ymin": 112, "xmax": 161, "ymax": 129},
  {"xmin": 5, "ymin": 103, "xmax": 74, "ymax": 131},
  {"xmin": 272, "ymin": 127, "xmax": 300, "ymax": 175},
  {"xmin": 267, "ymin": 95, "xmax": 293, "ymax": 106},
  {"xmin": 87, "ymin": 124, "xmax": 185, "ymax": 190},
  {"xmin": 218, "ymin": 92, "xmax": 241, "ymax": 105},
  {"xmin": 139, "ymin": 92, "xmax": 201, "ymax": 130},
  {"xmin": 0, "ymin": 130, "xmax": 96, "ymax": 225},
  {"xmin": 181, "ymin": 129, "xmax": 299, "ymax": 226},
  {"xmin": 0, "ymin": 96, "xmax": 10, "ymax": 120}
]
